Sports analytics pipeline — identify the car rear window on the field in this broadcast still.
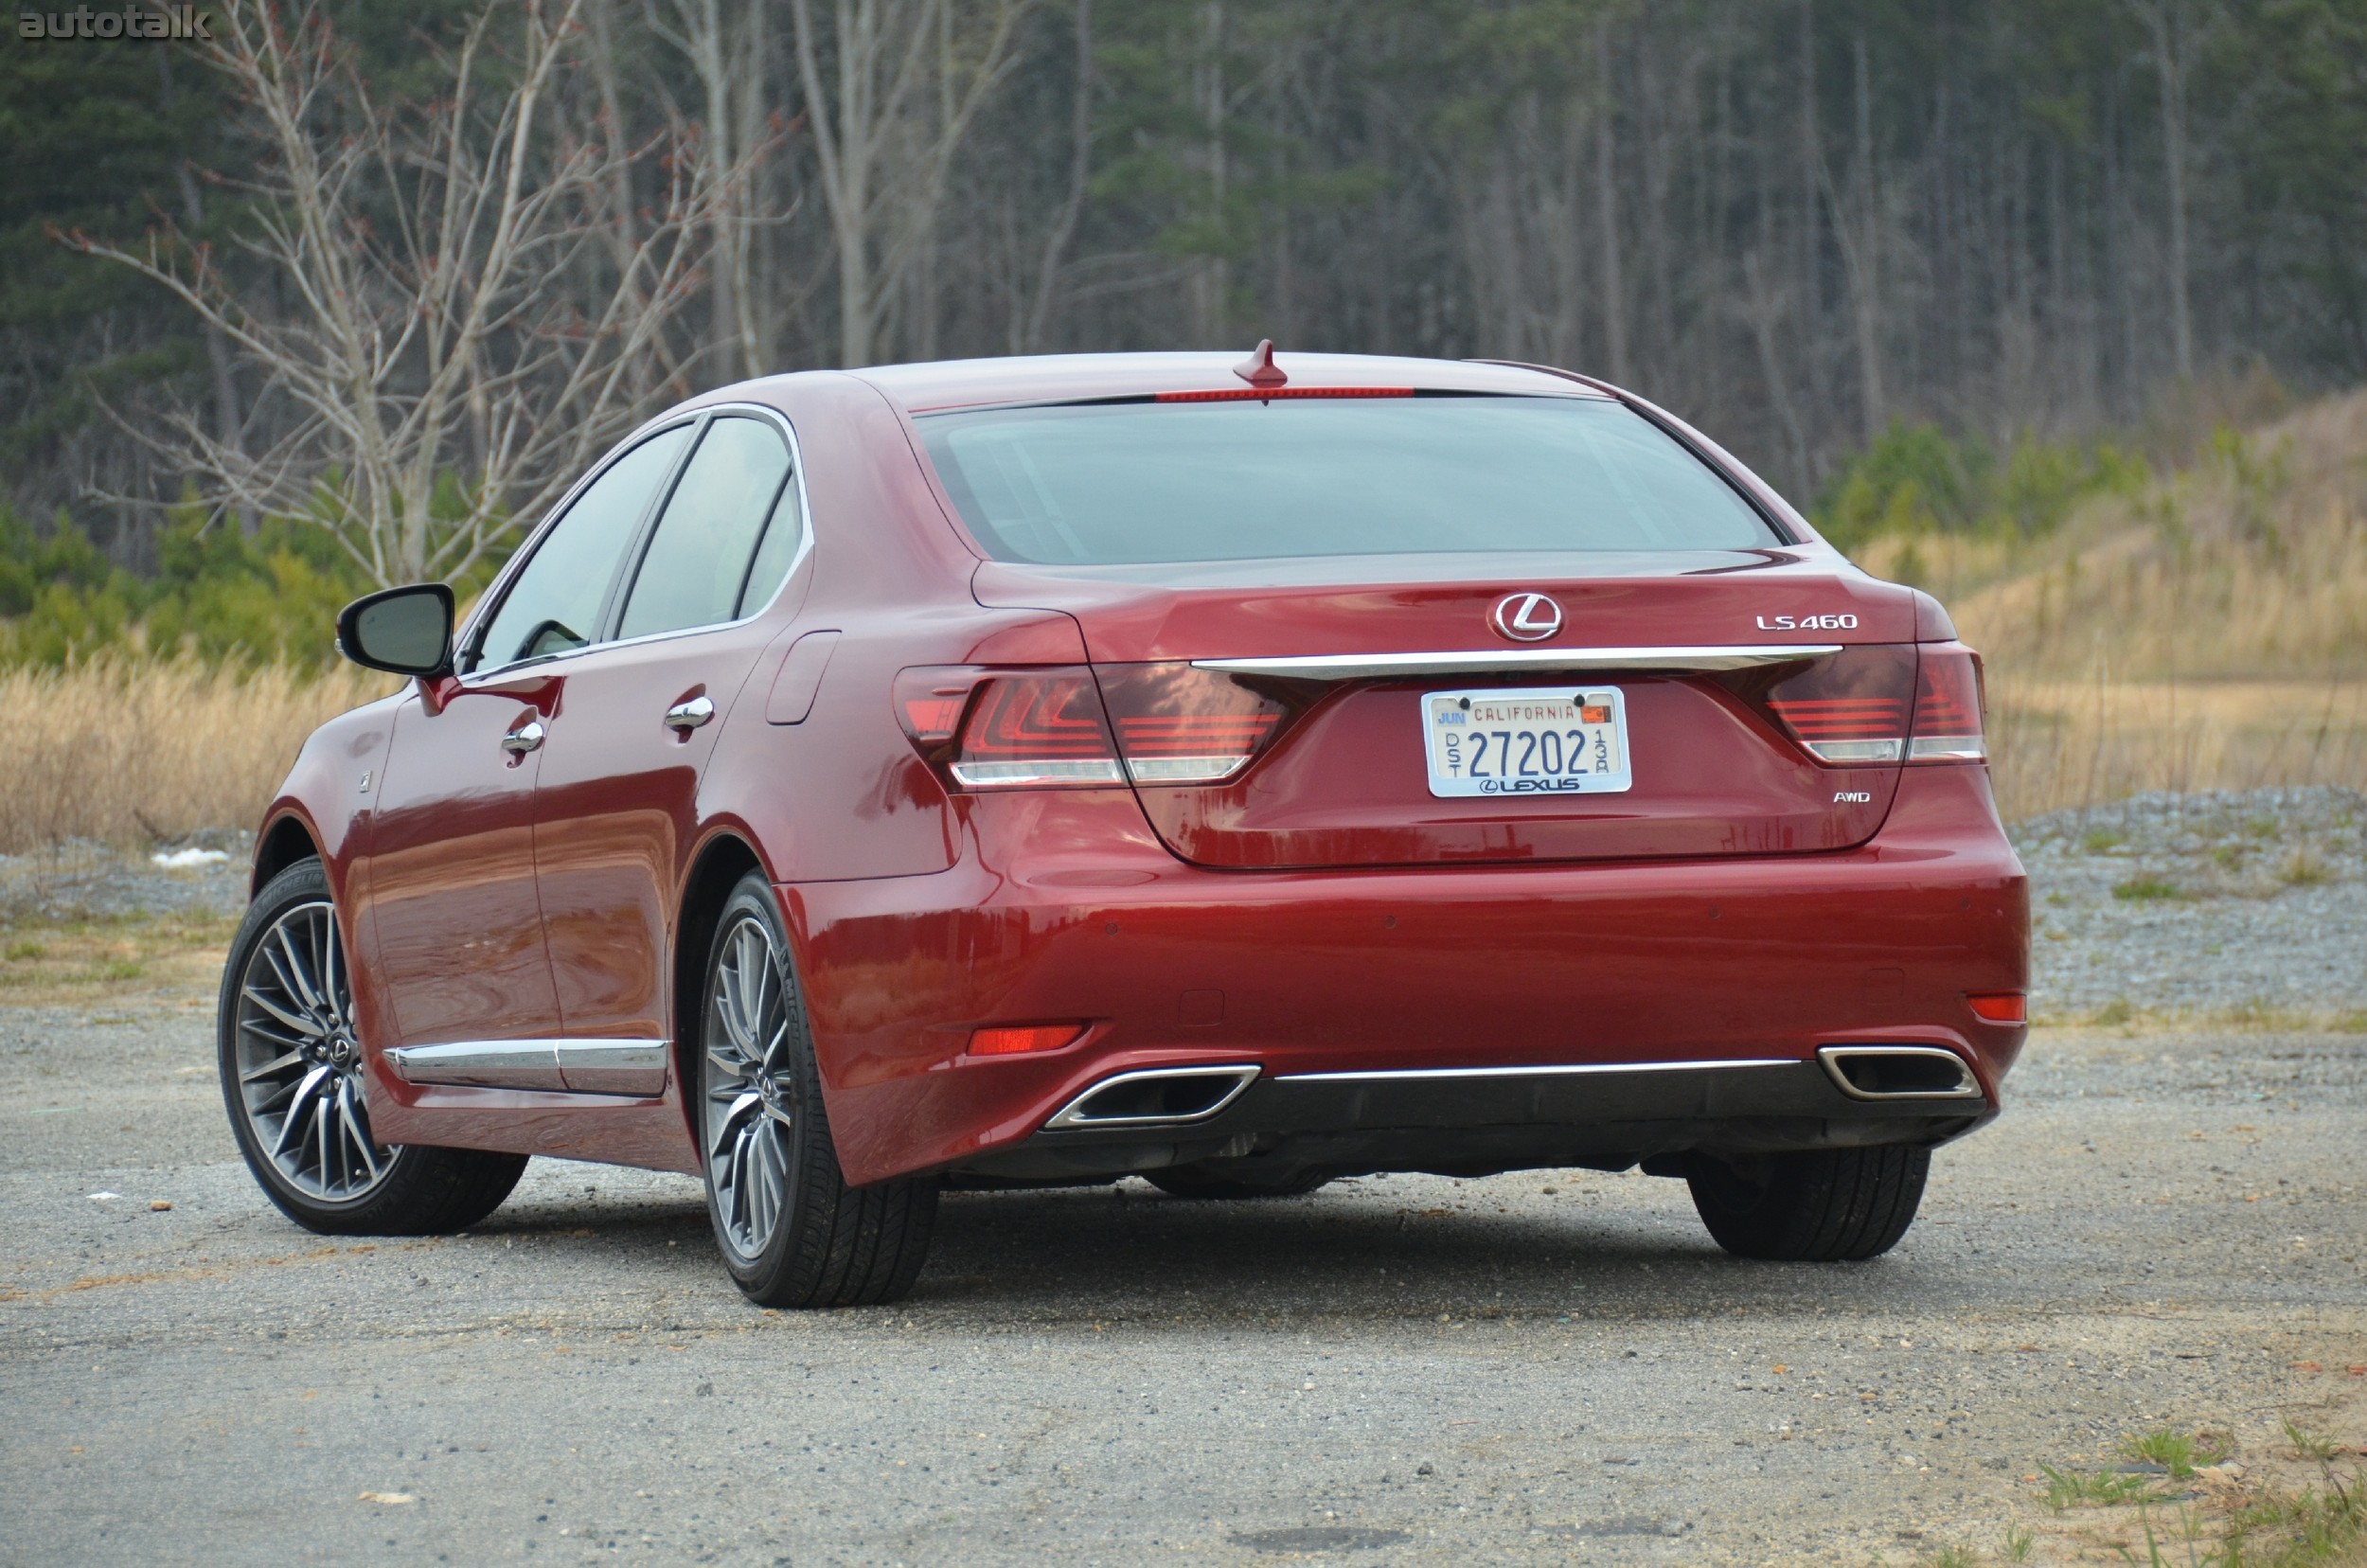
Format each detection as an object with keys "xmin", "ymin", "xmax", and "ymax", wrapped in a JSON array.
[{"xmin": 915, "ymin": 396, "xmax": 1783, "ymax": 564}]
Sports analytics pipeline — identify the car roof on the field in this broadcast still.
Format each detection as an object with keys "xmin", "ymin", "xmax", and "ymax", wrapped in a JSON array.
[{"xmin": 820, "ymin": 351, "xmax": 1611, "ymax": 414}]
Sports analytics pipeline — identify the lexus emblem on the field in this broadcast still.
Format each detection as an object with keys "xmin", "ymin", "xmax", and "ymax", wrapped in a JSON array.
[{"xmin": 1490, "ymin": 592, "xmax": 1563, "ymax": 642}]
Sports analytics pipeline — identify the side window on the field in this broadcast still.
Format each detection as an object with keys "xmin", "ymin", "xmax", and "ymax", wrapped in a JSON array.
[
  {"xmin": 737, "ymin": 468, "xmax": 806, "ymax": 617},
  {"xmin": 616, "ymin": 416, "xmax": 792, "ymax": 641},
  {"xmin": 473, "ymin": 424, "xmax": 692, "ymax": 671}
]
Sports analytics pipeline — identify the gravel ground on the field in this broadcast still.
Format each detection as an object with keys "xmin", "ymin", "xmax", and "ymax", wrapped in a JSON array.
[
  {"xmin": 0, "ymin": 830, "xmax": 255, "ymax": 924},
  {"xmin": 2013, "ymin": 787, "xmax": 2367, "ymax": 1022},
  {"xmin": 1, "ymin": 1006, "xmax": 2361, "ymax": 1566}
]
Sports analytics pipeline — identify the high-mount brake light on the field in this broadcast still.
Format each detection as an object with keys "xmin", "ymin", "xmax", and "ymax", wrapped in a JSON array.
[
  {"xmin": 1095, "ymin": 663, "xmax": 1295, "ymax": 784},
  {"xmin": 1754, "ymin": 645, "xmax": 1916, "ymax": 764},
  {"xmin": 896, "ymin": 664, "xmax": 1299, "ymax": 791},
  {"xmin": 1907, "ymin": 646, "xmax": 1987, "ymax": 762},
  {"xmin": 1152, "ymin": 386, "xmax": 1415, "ymax": 402}
]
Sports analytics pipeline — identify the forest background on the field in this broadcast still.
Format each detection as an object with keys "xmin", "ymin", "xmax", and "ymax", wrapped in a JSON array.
[{"xmin": 1, "ymin": 0, "xmax": 2363, "ymax": 844}]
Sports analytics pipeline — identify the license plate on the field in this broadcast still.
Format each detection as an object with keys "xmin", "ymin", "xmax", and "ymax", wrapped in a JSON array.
[{"xmin": 1420, "ymin": 686, "xmax": 1632, "ymax": 798}]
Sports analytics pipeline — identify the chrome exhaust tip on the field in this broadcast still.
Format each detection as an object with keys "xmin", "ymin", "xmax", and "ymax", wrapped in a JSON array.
[
  {"xmin": 1044, "ymin": 1065, "xmax": 1260, "ymax": 1130},
  {"xmin": 1817, "ymin": 1045, "xmax": 1983, "ymax": 1101}
]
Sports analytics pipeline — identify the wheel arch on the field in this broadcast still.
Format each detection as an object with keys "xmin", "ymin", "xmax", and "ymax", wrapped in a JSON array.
[
  {"xmin": 672, "ymin": 829, "xmax": 773, "ymax": 1158},
  {"xmin": 253, "ymin": 811, "xmax": 325, "ymax": 897}
]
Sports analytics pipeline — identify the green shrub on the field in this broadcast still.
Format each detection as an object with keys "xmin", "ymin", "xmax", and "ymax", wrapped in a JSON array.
[
  {"xmin": 0, "ymin": 490, "xmax": 511, "ymax": 671},
  {"xmin": 1813, "ymin": 419, "xmax": 2148, "ymax": 551}
]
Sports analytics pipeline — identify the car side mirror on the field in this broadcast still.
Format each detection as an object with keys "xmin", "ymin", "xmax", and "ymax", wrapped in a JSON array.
[{"xmin": 337, "ymin": 583, "xmax": 455, "ymax": 679}]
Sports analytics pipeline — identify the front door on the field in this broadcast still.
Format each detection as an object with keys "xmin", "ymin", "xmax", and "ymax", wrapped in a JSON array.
[
  {"xmin": 360, "ymin": 418, "xmax": 701, "ymax": 1089},
  {"xmin": 365, "ymin": 678, "xmax": 562, "ymax": 1054}
]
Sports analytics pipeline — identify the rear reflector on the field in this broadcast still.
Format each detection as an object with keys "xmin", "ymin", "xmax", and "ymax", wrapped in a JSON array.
[
  {"xmin": 1967, "ymin": 992, "xmax": 2025, "ymax": 1024},
  {"xmin": 1908, "ymin": 646, "xmax": 1988, "ymax": 762},
  {"xmin": 1095, "ymin": 662, "xmax": 1296, "ymax": 784},
  {"xmin": 1753, "ymin": 645, "xmax": 1915, "ymax": 764},
  {"xmin": 968, "ymin": 1023, "xmax": 1089, "ymax": 1057}
]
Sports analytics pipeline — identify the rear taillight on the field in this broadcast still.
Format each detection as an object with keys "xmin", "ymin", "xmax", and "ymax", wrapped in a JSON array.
[
  {"xmin": 1754, "ymin": 645, "xmax": 1916, "ymax": 764},
  {"xmin": 1744, "ymin": 644, "xmax": 1988, "ymax": 767},
  {"xmin": 1908, "ymin": 645, "xmax": 1987, "ymax": 762},
  {"xmin": 897, "ymin": 663, "xmax": 1298, "ymax": 791},
  {"xmin": 1095, "ymin": 663, "xmax": 1295, "ymax": 784},
  {"xmin": 894, "ymin": 666, "xmax": 1124, "ymax": 788}
]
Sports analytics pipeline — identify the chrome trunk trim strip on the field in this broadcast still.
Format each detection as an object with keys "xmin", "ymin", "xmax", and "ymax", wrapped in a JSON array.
[{"xmin": 1188, "ymin": 645, "xmax": 1842, "ymax": 680}]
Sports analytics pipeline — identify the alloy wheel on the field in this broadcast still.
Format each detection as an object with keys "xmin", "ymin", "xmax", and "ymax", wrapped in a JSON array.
[
  {"xmin": 704, "ymin": 912, "xmax": 797, "ymax": 1260},
  {"xmin": 228, "ymin": 899, "xmax": 393, "ymax": 1203}
]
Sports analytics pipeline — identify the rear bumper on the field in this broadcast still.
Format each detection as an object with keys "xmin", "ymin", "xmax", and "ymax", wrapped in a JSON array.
[
  {"xmin": 964, "ymin": 1060, "xmax": 1992, "ymax": 1184},
  {"xmin": 780, "ymin": 764, "xmax": 2027, "ymax": 1185}
]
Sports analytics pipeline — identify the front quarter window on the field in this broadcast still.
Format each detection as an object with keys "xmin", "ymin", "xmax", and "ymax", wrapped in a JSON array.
[{"xmin": 471, "ymin": 423, "xmax": 694, "ymax": 672}]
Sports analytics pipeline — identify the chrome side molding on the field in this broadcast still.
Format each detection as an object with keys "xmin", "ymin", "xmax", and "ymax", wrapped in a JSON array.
[
  {"xmin": 385, "ymin": 1042, "xmax": 564, "ymax": 1091},
  {"xmin": 1044, "ymin": 1065, "xmax": 1261, "ymax": 1130},
  {"xmin": 385, "ymin": 1039, "xmax": 670, "ymax": 1096},
  {"xmin": 1190, "ymin": 644, "xmax": 1842, "ymax": 681},
  {"xmin": 1815, "ymin": 1045, "xmax": 1983, "ymax": 1101}
]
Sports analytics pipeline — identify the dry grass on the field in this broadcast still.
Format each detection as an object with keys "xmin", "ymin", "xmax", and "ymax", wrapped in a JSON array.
[
  {"xmin": 0, "ymin": 910, "xmax": 238, "ymax": 1008},
  {"xmin": 0, "ymin": 655, "xmax": 395, "ymax": 853},
  {"xmin": 1858, "ymin": 388, "xmax": 2367, "ymax": 819},
  {"xmin": 1986, "ymin": 675, "xmax": 2367, "ymax": 820}
]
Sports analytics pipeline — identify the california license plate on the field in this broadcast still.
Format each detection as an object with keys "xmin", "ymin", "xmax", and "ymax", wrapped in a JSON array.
[{"xmin": 1420, "ymin": 686, "xmax": 1632, "ymax": 798}]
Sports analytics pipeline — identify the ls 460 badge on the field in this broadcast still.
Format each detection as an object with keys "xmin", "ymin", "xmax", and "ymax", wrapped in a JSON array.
[{"xmin": 1754, "ymin": 613, "xmax": 1858, "ymax": 631}]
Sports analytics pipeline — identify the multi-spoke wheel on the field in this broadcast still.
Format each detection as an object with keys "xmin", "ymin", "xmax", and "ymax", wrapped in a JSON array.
[
  {"xmin": 698, "ymin": 870, "xmax": 936, "ymax": 1307},
  {"xmin": 704, "ymin": 911, "xmax": 797, "ymax": 1261},
  {"xmin": 219, "ymin": 859, "xmax": 527, "ymax": 1235},
  {"xmin": 229, "ymin": 894, "xmax": 386, "ymax": 1202}
]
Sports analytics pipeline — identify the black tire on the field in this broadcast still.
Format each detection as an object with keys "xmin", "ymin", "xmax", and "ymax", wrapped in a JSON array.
[
  {"xmin": 218, "ymin": 859, "xmax": 527, "ymax": 1237},
  {"xmin": 1684, "ymin": 1145, "xmax": 1930, "ymax": 1261},
  {"xmin": 697, "ymin": 871, "xmax": 936, "ymax": 1308},
  {"xmin": 1146, "ymin": 1166, "xmax": 1332, "ymax": 1201}
]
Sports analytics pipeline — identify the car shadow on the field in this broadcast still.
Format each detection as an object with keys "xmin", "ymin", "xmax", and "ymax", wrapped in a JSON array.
[
  {"xmin": 903, "ymin": 1179, "xmax": 1941, "ymax": 1320},
  {"xmin": 459, "ymin": 1171, "xmax": 1949, "ymax": 1321}
]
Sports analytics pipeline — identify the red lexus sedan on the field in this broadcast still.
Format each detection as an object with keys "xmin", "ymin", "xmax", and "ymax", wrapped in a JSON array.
[{"xmin": 217, "ymin": 347, "xmax": 2028, "ymax": 1308}]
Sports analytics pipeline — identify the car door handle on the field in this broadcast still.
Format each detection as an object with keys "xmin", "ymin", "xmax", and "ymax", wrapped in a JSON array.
[
  {"xmin": 501, "ymin": 720, "xmax": 546, "ymax": 757},
  {"xmin": 664, "ymin": 695, "xmax": 715, "ymax": 733}
]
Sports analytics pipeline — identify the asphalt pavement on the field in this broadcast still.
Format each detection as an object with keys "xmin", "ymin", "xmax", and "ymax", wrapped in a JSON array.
[{"xmin": 3, "ymin": 1001, "xmax": 2363, "ymax": 1566}]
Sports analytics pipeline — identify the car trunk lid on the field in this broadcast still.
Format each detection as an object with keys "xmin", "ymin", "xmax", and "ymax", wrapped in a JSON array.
[{"xmin": 973, "ymin": 552, "xmax": 1925, "ymax": 870}]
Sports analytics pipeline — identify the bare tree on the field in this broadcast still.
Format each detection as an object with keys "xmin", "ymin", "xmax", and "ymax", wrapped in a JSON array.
[
  {"xmin": 2127, "ymin": 0, "xmax": 2218, "ymax": 382},
  {"xmin": 790, "ymin": 0, "xmax": 1032, "ymax": 366},
  {"xmin": 1019, "ymin": 0, "xmax": 1094, "ymax": 354},
  {"xmin": 65, "ymin": 0, "xmax": 722, "ymax": 587},
  {"xmin": 647, "ymin": 0, "xmax": 790, "ymax": 380}
]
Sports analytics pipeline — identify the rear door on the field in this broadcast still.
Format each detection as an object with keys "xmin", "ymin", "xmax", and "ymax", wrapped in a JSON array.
[{"xmin": 528, "ymin": 411, "xmax": 807, "ymax": 1084}]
